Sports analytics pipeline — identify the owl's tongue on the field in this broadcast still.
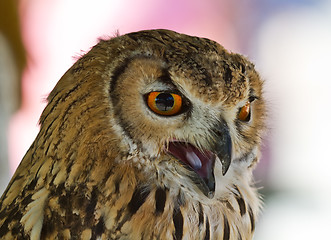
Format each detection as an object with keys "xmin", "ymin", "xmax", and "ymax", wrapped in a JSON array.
[{"xmin": 166, "ymin": 142, "xmax": 216, "ymax": 197}]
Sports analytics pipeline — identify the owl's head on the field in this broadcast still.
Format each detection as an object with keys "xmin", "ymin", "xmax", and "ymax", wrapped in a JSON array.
[{"xmin": 43, "ymin": 29, "xmax": 266, "ymax": 200}]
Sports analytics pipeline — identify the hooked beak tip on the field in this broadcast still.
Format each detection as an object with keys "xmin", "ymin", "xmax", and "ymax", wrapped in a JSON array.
[
  {"xmin": 213, "ymin": 121, "xmax": 232, "ymax": 176},
  {"xmin": 220, "ymin": 155, "xmax": 231, "ymax": 176}
]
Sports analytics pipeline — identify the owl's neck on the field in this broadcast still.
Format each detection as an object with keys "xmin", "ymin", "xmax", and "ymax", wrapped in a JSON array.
[{"xmin": 95, "ymin": 157, "xmax": 260, "ymax": 239}]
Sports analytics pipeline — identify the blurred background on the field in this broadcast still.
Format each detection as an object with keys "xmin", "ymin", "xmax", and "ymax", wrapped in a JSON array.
[{"xmin": 1, "ymin": 0, "xmax": 331, "ymax": 239}]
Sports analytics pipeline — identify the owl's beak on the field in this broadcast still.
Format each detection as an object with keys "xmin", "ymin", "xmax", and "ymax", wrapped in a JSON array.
[
  {"xmin": 165, "ymin": 122, "xmax": 232, "ymax": 199},
  {"xmin": 212, "ymin": 121, "xmax": 232, "ymax": 176}
]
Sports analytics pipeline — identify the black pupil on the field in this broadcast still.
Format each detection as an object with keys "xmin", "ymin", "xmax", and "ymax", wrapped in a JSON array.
[{"xmin": 155, "ymin": 93, "xmax": 174, "ymax": 111}]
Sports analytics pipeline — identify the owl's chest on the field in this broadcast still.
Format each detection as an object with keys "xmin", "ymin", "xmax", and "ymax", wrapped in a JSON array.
[
  {"xmin": 81, "ymin": 161, "xmax": 254, "ymax": 239},
  {"xmin": 91, "ymin": 184, "xmax": 254, "ymax": 240}
]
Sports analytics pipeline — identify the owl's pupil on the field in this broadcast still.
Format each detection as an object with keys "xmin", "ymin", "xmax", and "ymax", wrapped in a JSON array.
[{"xmin": 155, "ymin": 93, "xmax": 174, "ymax": 111}]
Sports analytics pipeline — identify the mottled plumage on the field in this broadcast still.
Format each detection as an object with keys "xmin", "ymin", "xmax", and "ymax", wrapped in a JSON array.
[{"xmin": 0, "ymin": 29, "xmax": 266, "ymax": 239}]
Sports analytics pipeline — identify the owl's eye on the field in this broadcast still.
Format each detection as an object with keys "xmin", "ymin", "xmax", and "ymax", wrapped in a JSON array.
[
  {"xmin": 147, "ymin": 91, "xmax": 182, "ymax": 116},
  {"xmin": 238, "ymin": 102, "xmax": 251, "ymax": 122}
]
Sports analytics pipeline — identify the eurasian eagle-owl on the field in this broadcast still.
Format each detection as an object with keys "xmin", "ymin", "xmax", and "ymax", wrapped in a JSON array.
[{"xmin": 0, "ymin": 29, "xmax": 266, "ymax": 240}]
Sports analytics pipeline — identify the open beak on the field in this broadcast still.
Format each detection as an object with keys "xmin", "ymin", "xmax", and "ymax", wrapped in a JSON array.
[{"xmin": 165, "ymin": 121, "xmax": 232, "ymax": 198}]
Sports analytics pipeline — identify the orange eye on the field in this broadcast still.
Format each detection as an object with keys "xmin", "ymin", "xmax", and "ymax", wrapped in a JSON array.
[
  {"xmin": 238, "ymin": 102, "xmax": 251, "ymax": 122},
  {"xmin": 147, "ymin": 92, "xmax": 182, "ymax": 116}
]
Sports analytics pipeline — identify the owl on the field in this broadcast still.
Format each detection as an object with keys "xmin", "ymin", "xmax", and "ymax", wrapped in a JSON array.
[{"xmin": 0, "ymin": 29, "xmax": 266, "ymax": 240}]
